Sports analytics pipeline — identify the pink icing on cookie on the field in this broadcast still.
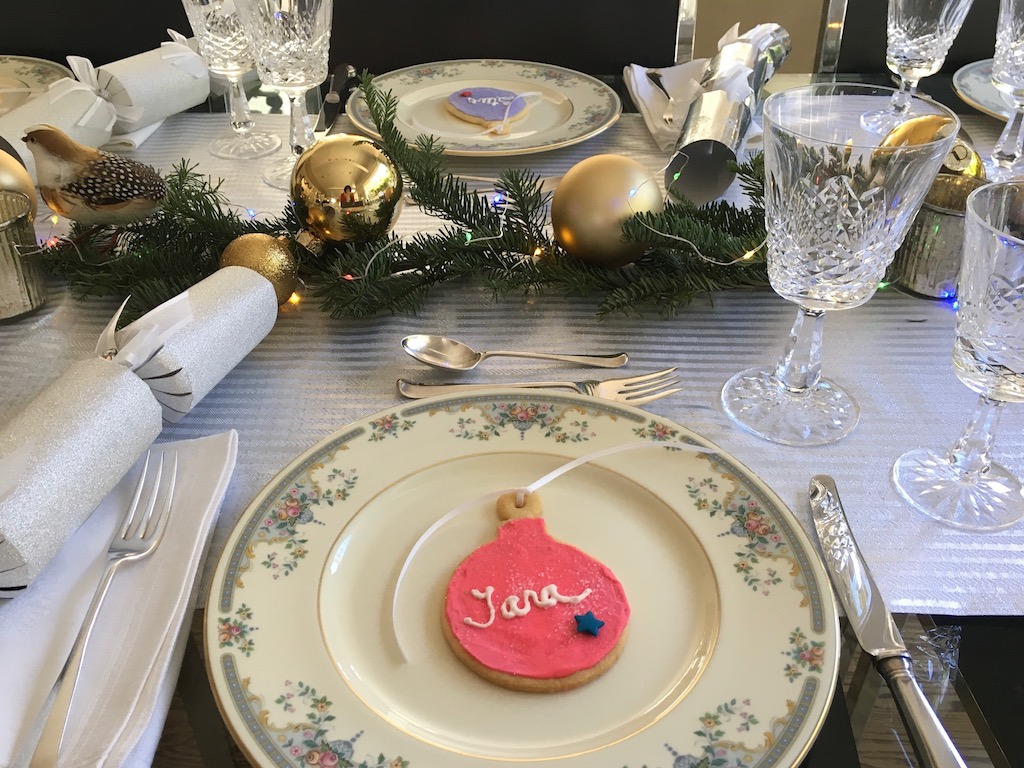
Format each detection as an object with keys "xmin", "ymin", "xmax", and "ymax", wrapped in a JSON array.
[{"xmin": 445, "ymin": 517, "xmax": 629, "ymax": 680}]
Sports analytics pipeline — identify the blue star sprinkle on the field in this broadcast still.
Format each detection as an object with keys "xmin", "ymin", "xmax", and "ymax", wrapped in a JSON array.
[{"xmin": 574, "ymin": 611, "xmax": 605, "ymax": 636}]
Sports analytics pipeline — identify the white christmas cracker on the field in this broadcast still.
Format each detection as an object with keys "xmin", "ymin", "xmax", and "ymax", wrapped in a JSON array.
[
  {"xmin": 93, "ymin": 41, "xmax": 210, "ymax": 133},
  {"xmin": 0, "ymin": 78, "xmax": 116, "ymax": 167},
  {"xmin": 131, "ymin": 266, "xmax": 279, "ymax": 422},
  {"xmin": 0, "ymin": 358, "xmax": 163, "ymax": 590}
]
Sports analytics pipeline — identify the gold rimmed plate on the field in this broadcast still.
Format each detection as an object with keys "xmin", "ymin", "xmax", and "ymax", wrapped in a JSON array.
[
  {"xmin": 205, "ymin": 390, "xmax": 839, "ymax": 767},
  {"xmin": 953, "ymin": 59, "xmax": 1013, "ymax": 119},
  {"xmin": 346, "ymin": 59, "xmax": 621, "ymax": 157}
]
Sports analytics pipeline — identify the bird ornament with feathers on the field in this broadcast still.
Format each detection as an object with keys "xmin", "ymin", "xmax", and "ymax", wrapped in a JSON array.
[{"xmin": 21, "ymin": 124, "xmax": 166, "ymax": 226}]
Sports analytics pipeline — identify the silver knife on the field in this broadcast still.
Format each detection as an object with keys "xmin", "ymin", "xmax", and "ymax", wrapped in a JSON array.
[
  {"xmin": 809, "ymin": 475, "xmax": 967, "ymax": 768},
  {"xmin": 313, "ymin": 63, "xmax": 357, "ymax": 137}
]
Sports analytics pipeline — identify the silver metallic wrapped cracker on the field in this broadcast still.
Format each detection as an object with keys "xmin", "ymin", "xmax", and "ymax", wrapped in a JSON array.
[{"xmin": 666, "ymin": 23, "xmax": 791, "ymax": 205}]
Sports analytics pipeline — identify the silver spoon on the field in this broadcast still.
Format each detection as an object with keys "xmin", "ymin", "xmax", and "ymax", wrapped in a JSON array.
[{"xmin": 402, "ymin": 334, "xmax": 628, "ymax": 371}]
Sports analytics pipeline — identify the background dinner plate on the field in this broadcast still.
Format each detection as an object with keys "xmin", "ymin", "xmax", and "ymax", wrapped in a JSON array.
[
  {"xmin": 205, "ymin": 391, "xmax": 839, "ymax": 768},
  {"xmin": 0, "ymin": 55, "xmax": 72, "ymax": 116},
  {"xmin": 346, "ymin": 59, "xmax": 621, "ymax": 157},
  {"xmin": 953, "ymin": 59, "xmax": 1013, "ymax": 119}
]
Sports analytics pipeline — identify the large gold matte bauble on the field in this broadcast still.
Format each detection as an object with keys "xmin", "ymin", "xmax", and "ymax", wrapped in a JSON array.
[
  {"xmin": 551, "ymin": 154, "xmax": 664, "ymax": 267},
  {"xmin": 218, "ymin": 233, "xmax": 298, "ymax": 304},
  {"xmin": 291, "ymin": 133, "xmax": 402, "ymax": 245},
  {"xmin": 0, "ymin": 149, "xmax": 37, "ymax": 222}
]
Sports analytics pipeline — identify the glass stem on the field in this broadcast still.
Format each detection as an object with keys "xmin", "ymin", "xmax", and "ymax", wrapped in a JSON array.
[
  {"xmin": 945, "ymin": 395, "xmax": 1005, "ymax": 481},
  {"xmin": 992, "ymin": 108, "xmax": 1024, "ymax": 168},
  {"xmin": 774, "ymin": 307, "xmax": 825, "ymax": 394},
  {"xmin": 226, "ymin": 75, "xmax": 256, "ymax": 136},
  {"xmin": 287, "ymin": 88, "xmax": 314, "ymax": 158},
  {"xmin": 891, "ymin": 76, "xmax": 918, "ymax": 114}
]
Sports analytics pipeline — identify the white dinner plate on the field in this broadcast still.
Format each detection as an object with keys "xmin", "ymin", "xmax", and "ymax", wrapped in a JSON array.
[
  {"xmin": 953, "ymin": 59, "xmax": 1013, "ymax": 120},
  {"xmin": 206, "ymin": 390, "xmax": 839, "ymax": 768},
  {"xmin": 0, "ymin": 55, "xmax": 72, "ymax": 117},
  {"xmin": 346, "ymin": 59, "xmax": 621, "ymax": 157}
]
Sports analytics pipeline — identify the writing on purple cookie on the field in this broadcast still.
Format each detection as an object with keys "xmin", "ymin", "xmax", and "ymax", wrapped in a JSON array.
[{"xmin": 448, "ymin": 87, "xmax": 527, "ymax": 122}]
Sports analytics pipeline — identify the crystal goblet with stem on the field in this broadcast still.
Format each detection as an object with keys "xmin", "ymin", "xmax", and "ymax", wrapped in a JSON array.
[
  {"xmin": 861, "ymin": 0, "xmax": 973, "ymax": 133},
  {"xmin": 234, "ymin": 0, "xmax": 332, "ymax": 189},
  {"xmin": 892, "ymin": 181, "xmax": 1024, "ymax": 530},
  {"xmin": 989, "ymin": 0, "xmax": 1024, "ymax": 179},
  {"xmin": 721, "ymin": 83, "xmax": 959, "ymax": 446},
  {"xmin": 180, "ymin": 0, "xmax": 281, "ymax": 160}
]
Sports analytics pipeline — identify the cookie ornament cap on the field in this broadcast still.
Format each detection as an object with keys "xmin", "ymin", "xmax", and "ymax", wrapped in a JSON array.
[{"xmin": 443, "ymin": 491, "xmax": 630, "ymax": 692}]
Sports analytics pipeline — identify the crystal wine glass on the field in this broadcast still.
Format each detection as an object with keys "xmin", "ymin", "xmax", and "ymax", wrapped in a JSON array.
[
  {"xmin": 861, "ymin": 0, "xmax": 974, "ymax": 133},
  {"xmin": 721, "ymin": 83, "xmax": 959, "ymax": 446},
  {"xmin": 892, "ymin": 181, "xmax": 1024, "ymax": 530},
  {"xmin": 233, "ymin": 0, "xmax": 333, "ymax": 189},
  {"xmin": 989, "ymin": 0, "xmax": 1024, "ymax": 179},
  {"xmin": 180, "ymin": 0, "xmax": 281, "ymax": 159}
]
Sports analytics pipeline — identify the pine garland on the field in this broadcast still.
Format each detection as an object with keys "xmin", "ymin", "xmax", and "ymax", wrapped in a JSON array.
[{"xmin": 39, "ymin": 75, "xmax": 769, "ymax": 320}]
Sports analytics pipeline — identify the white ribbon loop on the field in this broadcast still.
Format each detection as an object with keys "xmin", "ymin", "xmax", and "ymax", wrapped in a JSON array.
[
  {"xmin": 65, "ymin": 55, "xmax": 146, "ymax": 126},
  {"xmin": 95, "ymin": 293, "xmax": 194, "ymax": 371}
]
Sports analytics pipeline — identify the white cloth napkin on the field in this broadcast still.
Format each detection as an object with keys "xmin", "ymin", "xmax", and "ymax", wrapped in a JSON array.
[
  {"xmin": 623, "ymin": 60, "xmax": 708, "ymax": 151},
  {"xmin": 0, "ymin": 431, "xmax": 238, "ymax": 768},
  {"xmin": 101, "ymin": 120, "xmax": 165, "ymax": 152}
]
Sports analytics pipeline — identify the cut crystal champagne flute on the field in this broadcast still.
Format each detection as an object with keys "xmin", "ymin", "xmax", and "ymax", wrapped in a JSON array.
[
  {"xmin": 989, "ymin": 0, "xmax": 1024, "ymax": 178},
  {"xmin": 180, "ymin": 0, "xmax": 281, "ymax": 159},
  {"xmin": 892, "ymin": 181, "xmax": 1024, "ymax": 530},
  {"xmin": 721, "ymin": 83, "xmax": 959, "ymax": 446},
  {"xmin": 861, "ymin": 0, "xmax": 974, "ymax": 133},
  {"xmin": 233, "ymin": 0, "xmax": 333, "ymax": 189}
]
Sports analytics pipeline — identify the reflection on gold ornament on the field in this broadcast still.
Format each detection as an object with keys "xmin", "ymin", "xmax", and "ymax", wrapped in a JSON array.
[
  {"xmin": 551, "ymin": 154, "xmax": 664, "ymax": 267},
  {"xmin": 291, "ymin": 133, "xmax": 402, "ymax": 248},
  {"xmin": 878, "ymin": 114, "xmax": 957, "ymax": 149},
  {"xmin": 218, "ymin": 233, "xmax": 298, "ymax": 304},
  {"xmin": 0, "ymin": 150, "xmax": 37, "ymax": 222}
]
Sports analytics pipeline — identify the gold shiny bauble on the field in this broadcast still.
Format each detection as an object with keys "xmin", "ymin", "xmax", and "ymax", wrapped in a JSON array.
[
  {"xmin": 878, "ymin": 114, "xmax": 957, "ymax": 149},
  {"xmin": 0, "ymin": 150, "xmax": 37, "ymax": 222},
  {"xmin": 218, "ymin": 233, "xmax": 298, "ymax": 304},
  {"xmin": 291, "ymin": 133, "xmax": 402, "ymax": 245},
  {"xmin": 551, "ymin": 154, "xmax": 664, "ymax": 267}
]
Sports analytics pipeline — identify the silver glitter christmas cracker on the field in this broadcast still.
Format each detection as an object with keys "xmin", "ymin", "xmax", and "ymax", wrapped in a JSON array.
[
  {"xmin": 0, "ymin": 357, "xmax": 163, "ymax": 589},
  {"xmin": 132, "ymin": 266, "xmax": 279, "ymax": 422}
]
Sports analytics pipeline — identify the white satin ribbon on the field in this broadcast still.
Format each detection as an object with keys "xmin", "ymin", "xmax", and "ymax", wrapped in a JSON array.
[
  {"xmin": 66, "ymin": 56, "xmax": 145, "ymax": 126},
  {"xmin": 95, "ymin": 294, "xmax": 194, "ymax": 371},
  {"xmin": 159, "ymin": 41, "xmax": 209, "ymax": 79}
]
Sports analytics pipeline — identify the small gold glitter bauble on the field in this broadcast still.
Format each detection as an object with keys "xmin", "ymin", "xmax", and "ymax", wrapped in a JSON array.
[
  {"xmin": 291, "ymin": 133, "xmax": 402, "ymax": 246},
  {"xmin": 218, "ymin": 233, "xmax": 298, "ymax": 304},
  {"xmin": 0, "ymin": 148, "xmax": 37, "ymax": 222},
  {"xmin": 551, "ymin": 154, "xmax": 664, "ymax": 267}
]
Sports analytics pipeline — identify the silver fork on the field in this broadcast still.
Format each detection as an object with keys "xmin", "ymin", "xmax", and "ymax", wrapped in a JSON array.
[
  {"xmin": 646, "ymin": 69, "xmax": 675, "ymax": 126},
  {"xmin": 397, "ymin": 367, "xmax": 682, "ymax": 405},
  {"xmin": 29, "ymin": 451, "xmax": 177, "ymax": 768}
]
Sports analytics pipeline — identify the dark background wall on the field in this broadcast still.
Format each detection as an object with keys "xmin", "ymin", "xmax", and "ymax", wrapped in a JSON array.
[
  {"xmin": 0, "ymin": 1, "xmax": 681, "ymax": 77},
  {"xmin": 837, "ymin": 0, "xmax": 998, "ymax": 74}
]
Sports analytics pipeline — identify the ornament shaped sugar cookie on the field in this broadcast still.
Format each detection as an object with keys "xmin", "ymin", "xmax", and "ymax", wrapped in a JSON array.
[{"xmin": 443, "ymin": 491, "xmax": 629, "ymax": 692}]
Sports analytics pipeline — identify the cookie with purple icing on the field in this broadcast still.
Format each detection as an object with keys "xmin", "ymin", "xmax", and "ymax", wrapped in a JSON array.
[{"xmin": 445, "ymin": 87, "xmax": 530, "ymax": 134}]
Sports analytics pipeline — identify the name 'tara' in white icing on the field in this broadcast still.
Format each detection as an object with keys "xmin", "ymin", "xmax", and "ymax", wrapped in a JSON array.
[{"xmin": 463, "ymin": 584, "xmax": 592, "ymax": 628}]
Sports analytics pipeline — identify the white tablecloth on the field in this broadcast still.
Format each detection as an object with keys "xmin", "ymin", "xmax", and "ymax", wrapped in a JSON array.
[{"xmin": 2, "ymin": 111, "xmax": 1021, "ymax": 617}]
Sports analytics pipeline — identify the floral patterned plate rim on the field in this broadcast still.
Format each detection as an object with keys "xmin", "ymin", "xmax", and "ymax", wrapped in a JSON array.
[
  {"xmin": 345, "ymin": 59, "xmax": 621, "ymax": 157},
  {"xmin": 0, "ymin": 55, "xmax": 73, "ymax": 115},
  {"xmin": 205, "ymin": 390, "xmax": 839, "ymax": 768},
  {"xmin": 952, "ymin": 59, "xmax": 1012, "ymax": 120}
]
